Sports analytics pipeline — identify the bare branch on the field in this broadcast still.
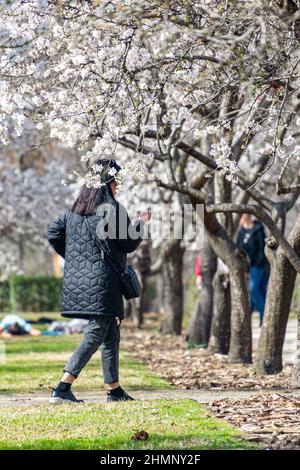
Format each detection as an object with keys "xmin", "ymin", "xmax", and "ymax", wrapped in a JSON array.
[{"xmin": 206, "ymin": 203, "xmax": 300, "ymax": 272}]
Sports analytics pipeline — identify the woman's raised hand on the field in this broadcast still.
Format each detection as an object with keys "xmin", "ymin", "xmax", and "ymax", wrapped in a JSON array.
[{"xmin": 136, "ymin": 208, "xmax": 152, "ymax": 223}]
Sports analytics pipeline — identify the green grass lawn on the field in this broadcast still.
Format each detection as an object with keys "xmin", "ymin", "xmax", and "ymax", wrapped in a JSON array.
[
  {"xmin": 0, "ymin": 315, "xmax": 258, "ymax": 450},
  {"xmin": 0, "ymin": 333, "xmax": 170, "ymax": 393},
  {"xmin": 0, "ymin": 312, "xmax": 170, "ymax": 393},
  {"xmin": 0, "ymin": 399, "xmax": 257, "ymax": 450}
]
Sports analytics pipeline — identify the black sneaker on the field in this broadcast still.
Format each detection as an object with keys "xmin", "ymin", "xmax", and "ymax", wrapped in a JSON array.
[
  {"xmin": 107, "ymin": 388, "xmax": 135, "ymax": 402},
  {"xmin": 49, "ymin": 388, "xmax": 84, "ymax": 405}
]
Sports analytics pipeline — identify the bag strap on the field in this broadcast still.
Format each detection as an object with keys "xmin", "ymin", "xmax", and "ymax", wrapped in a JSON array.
[{"xmin": 84, "ymin": 216, "xmax": 124, "ymax": 280}]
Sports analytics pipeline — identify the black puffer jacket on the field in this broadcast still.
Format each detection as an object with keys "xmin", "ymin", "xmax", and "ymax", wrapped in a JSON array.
[
  {"xmin": 236, "ymin": 220, "xmax": 268, "ymax": 268},
  {"xmin": 47, "ymin": 201, "xmax": 144, "ymax": 319}
]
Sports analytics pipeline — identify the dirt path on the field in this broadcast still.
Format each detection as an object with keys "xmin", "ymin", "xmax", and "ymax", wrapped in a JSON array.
[{"xmin": 1, "ymin": 388, "xmax": 299, "ymax": 407}]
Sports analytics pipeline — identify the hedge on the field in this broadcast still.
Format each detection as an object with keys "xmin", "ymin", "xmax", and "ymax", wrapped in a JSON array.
[
  {"xmin": 0, "ymin": 275, "xmax": 62, "ymax": 313},
  {"xmin": 0, "ymin": 280, "xmax": 10, "ymax": 312}
]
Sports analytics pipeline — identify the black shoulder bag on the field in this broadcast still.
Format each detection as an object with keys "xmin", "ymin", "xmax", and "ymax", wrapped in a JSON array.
[{"xmin": 84, "ymin": 216, "xmax": 141, "ymax": 300}]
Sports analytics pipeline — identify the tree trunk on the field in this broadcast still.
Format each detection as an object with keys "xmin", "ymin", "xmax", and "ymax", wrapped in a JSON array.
[
  {"xmin": 130, "ymin": 241, "xmax": 152, "ymax": 328},
  {"xmin": 161, "ymin": 239, "xmax": 184, "ymax": 335},
  {"xmin": 157, "ymin": 272, "xmax": 164, "ymax": 313},
  {"xmin": 186, "ymin": 199, "xmax": 252, "ymax": 363},
  {"xmin": 208, "ymin": 266, "xmax": 231, "ymax": 354},
  {"xmin": 123, "ymin": 241, "xmax": 152, "ymax": 328},
  {"xmin": 255, "ymin": 251, "xmax": 296, "ymax": 374},
  {"xmin": 205, "ymin": 222, "xmax": 252, "ymax": 363},
  {"xmin": 292, "ymin": 302, "xmax": 300, "ymax": 387},
  {"xmin": 124, "ymin": 300, "xmax": 132, "ymax": 319},
  {"xmin": 188, "ymin": 238, "xmax": 217, "ymax": 346},
  {"xmin": 128, "ymin": 299, "xmax": 143, "ymax": 328},
  {"xmin": 256, "ymin": 214, "xmax": 300, "ymax": 374},
  {"xmin": 129, "ymin": 276, "xmax": 149, "ymax": 328},
  {"xmin": 228, "ymin": 262, "xmax": 252, "ymax": 362},
  {"xmin": 18, "ymin": 236, "xmax": 25, "ymax": 272}
]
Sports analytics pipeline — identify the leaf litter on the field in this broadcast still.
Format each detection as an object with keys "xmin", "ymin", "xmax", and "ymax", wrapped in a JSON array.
[{"xmin": 121, "ymin": 320, "xmax": 299, "ymax": 449}]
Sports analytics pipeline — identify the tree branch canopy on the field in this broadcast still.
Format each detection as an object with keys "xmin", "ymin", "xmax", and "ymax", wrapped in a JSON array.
[{"xmin": 206, "ymin": 203, "xmax": 300, "ymax": 273}]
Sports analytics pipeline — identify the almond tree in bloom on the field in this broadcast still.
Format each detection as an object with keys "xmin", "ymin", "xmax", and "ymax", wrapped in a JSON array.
[
  {"xmin": 1, "ymin": 1, "xmax": 300, "ymax": 375},
  {"xmin": 0, "ymin": 148, "xmax": 73, "ymax": 280},
  {"xmin": 116, "ymin": 148, "xmax": 196, "ymax": 335}
]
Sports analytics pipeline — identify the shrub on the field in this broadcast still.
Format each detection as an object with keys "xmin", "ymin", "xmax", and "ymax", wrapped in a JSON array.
[{"xmin": 0, "ymin": 275, "xmax": 62, "ymax": 313}]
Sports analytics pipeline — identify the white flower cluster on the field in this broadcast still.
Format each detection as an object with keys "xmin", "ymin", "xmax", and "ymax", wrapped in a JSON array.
[
  {"xmin": 0, "ymin": 152, "xmax": 73, "ymax": 280},
  {"xmin": 211, "ymin": 137, "xmax": 239, "ymax": 182},
  {"xmin": 0, "ymin": 0, "xmax": 297, "ymax": 193}
]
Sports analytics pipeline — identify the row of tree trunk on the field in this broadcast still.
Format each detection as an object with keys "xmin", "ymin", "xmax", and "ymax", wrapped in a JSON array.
[{"xmin": 128, "ymin": 212, "xmax": 300, "ymax": 385}]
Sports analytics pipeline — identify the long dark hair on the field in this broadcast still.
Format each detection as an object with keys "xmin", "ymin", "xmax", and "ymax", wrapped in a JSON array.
[{"xmin": 71, "ymin": 159, "xmax": 121, "ymax": 216}]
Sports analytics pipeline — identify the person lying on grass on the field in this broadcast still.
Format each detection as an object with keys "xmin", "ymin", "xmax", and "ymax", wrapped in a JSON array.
[{"xmin": 0, "ymin": 314, "xmax": 41, "ymax": 338}]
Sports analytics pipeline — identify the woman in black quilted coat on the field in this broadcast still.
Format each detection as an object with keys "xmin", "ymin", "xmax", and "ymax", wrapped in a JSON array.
[{"xmin": 47, "ymin": 159, "xmax": 151, "ymax": 403}]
